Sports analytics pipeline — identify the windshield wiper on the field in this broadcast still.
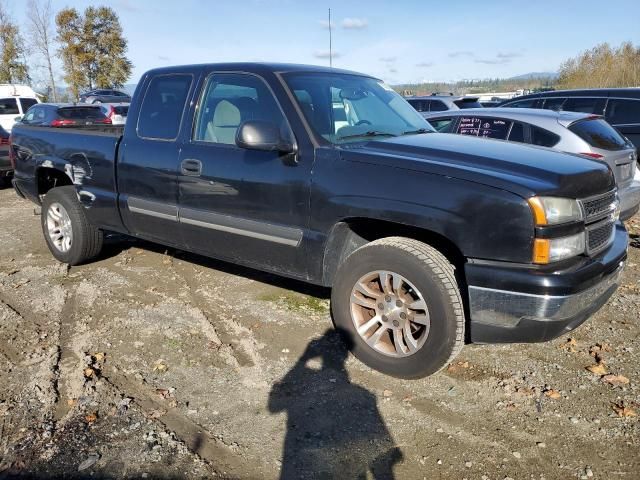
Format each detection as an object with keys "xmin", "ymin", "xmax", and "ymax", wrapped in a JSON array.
[
  {"xmin": 401, "ymin": 128, "xmax": 432, "ymax": 136},
  {"xmin": 337, "ymin": 130, "xmax": 397, "ymax": 141}
]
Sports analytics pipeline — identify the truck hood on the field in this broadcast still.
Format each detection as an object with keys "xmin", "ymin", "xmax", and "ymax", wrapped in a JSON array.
[{"xmin": 339, "ymin": 133, "xmax": 614, "ymax": 199}]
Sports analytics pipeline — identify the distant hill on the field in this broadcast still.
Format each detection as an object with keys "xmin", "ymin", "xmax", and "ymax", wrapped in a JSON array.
[{"xmin": 508, "ymin": 72, "xmax": 559, "ymax": 81}]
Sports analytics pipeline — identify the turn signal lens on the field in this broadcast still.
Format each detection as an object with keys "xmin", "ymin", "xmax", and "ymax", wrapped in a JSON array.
[
  {"xmin": 533, "ymin": 239, "xmax": 550, "ymax": 264},
  {"xmin": 533, "ymin": 232, "xmax": 586, "ymax": 264}
]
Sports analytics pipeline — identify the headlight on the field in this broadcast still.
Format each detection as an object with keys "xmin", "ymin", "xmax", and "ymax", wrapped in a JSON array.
[
  {"xmin": 528, "ymin": 196, "xmax": 583, "ymax": 225},
  {"xmin": 533, "ymin": 232, "xmax": 586, "ymax": 264}
]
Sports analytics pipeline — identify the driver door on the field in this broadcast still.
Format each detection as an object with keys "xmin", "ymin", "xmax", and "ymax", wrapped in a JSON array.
[{"xmin": 177, "ymin": 71, "xmax": 312, "ymax": 276}]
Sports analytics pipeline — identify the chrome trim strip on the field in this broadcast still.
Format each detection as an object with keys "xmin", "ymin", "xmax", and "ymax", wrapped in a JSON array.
[
  {"xmin": 127, "ymin": 196, "xmax": 178, "ymax": 221},
  {"xmin": 468, "ymin": 263, "xmax": 624, "ymax": 328},
  {"xmin": 126, "ymin": 197, "xmax": 303, "ymax": 246},
  {"xmin": 180, "ymin": 207, "xmax": 303, "ymax": 247}
]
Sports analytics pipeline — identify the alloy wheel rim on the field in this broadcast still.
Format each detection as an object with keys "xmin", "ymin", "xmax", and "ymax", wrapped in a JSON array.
[
  {"xmin": 46, "ymin": 202, "xmax": 73, "ymax": 253},
  {"xmin": 349, "ymin": 270, "xmax": 430, "ymax": 357}
]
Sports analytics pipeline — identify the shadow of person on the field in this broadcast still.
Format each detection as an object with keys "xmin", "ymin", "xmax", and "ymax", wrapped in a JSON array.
[{"xmin": 268, "ymin": 328, "xmax": 403, "ymax": 479}]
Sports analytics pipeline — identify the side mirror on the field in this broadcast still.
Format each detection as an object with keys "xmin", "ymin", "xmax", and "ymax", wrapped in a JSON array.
[
  {"xmin": 14, "ymin": 116, "xmax": 23, "ymax": 122},
  {"xmin": 236, "ymin": 120, "xmax": 295, "ymax": 155}
]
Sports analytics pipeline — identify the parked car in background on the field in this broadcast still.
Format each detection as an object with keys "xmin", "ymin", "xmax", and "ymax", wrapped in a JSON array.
[
  {"xmin": 0, "ymin": 125, "xmax": 11, "ymax": 185},
  {"xmin": 424, "ymin": 108, "xmax": 640, "ymax": 220},
  {"xmin": 406, "ymin": 94, "xmax": 482, "ymax": 114},
  {"xmin": 79, "ymin": 89, "xmax": 132, "ymax": 104},
  {"xmin": 19, "ymin": 103, "xmax": 112, "ymax": 127},
  {"xmin": 0, "ymin": 84, "xmax": 40, "ymax": 132},
  {"xmin": 99, "ymin": 103, "xmax": 129, "ymax": 125},
  {"xmin": 498, "ymin": 88, "xmax": 640, "ymax": 151}
]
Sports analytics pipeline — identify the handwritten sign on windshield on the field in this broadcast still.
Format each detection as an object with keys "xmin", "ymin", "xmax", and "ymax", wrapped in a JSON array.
[{"xmin": 457, "ymin": 117, "xmax": 510, "ymax": 139}]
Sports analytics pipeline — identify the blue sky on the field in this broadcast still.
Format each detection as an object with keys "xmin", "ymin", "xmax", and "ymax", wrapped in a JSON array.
[{"xmin": 10, "ymin": 0, "xmax": 640, "ymax": 85}]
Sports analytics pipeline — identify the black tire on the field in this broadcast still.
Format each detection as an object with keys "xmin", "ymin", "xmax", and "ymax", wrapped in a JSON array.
[
  {"xmin": 331, "ymin": 237, "xmax": 464, "ymax": 379},
  {"xmin": 41, "ymin": 186, "xmax": 103, "ymax": 265}
]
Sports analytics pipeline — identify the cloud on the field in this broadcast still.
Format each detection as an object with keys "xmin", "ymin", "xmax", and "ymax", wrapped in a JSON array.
[
  {"xmin": 416, "ymin": 61, "xmax": 433, "ymax": 67},
  {"xmin": 497, "ymin": 51, "xmax": 522, "ymax": 59},
  {"xmin": 388, "ymin": 67, "xmax": 398, "ymax": 74},
  {"xmin": 475, "ymin": 52, "xmax": 523, "ymax": 65},
  {"xmin": 448, "ymin": 51, "xmax": 474, "ymax": 58},
  {"xmin": 318, "ymin": 20, "xmax": 335, "ymax": 29},
  {"xmin": 342, "ymin": 18, "xmax": 368, "ymax": 29},
  {"xmin": 157, "ymin": 55, "xmax": 170, "ymax": 62},
  {"xmin": 380, "ymin": 56, "xmax": 397, "ymax": 62},
  {"xmin": 313, "ymin": 50, "xmax": 342, "ymax": 60}
]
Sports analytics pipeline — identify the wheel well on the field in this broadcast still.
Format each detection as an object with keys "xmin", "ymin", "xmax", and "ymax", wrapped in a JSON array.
[
  {"xmin": 322, "ymin": 218, "xmax": 465, "ymax": 287},
  {"xmin": 37, "ymin": 167, "xmax": 73, "ymax": 196}
]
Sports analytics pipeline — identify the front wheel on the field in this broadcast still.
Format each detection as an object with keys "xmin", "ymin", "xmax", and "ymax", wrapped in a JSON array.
[
  {"xmin": 331, "ymin": 237, "xmax": 465, "ymax": 379},
  {"xmin": 41, "ymin": 186, "xmax": 103, "ymax": 265}
]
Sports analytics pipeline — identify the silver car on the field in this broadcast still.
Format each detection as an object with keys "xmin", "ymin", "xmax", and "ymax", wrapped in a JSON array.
[{"xmin": 421, "ymin": 108, "xmax": 640, "ymax": 220}]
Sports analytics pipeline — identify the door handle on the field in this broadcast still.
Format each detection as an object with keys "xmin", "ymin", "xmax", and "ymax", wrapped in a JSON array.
[{"xmin": 181, "ymin": 158, "xmax": 202, "ymax": 176}]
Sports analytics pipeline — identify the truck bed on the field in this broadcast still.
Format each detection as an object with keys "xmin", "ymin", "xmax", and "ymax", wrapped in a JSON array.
[{"xmin": 11, "ymin": 124, "xmax": 125, "ymax": 231}]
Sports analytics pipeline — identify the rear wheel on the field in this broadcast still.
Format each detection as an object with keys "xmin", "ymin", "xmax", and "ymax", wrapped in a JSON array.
[
  {"xmin": 41, "ymin": 186, "xmax": 103, "ymax": 265},
  {"xmin": 331, "ymin": 237, "xmax": 464, "ymax": 378}
]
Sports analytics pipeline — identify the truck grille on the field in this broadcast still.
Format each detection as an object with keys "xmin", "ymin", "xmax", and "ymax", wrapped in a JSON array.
[
  {"xmin": 586, "ymin": 220, "xmax": 615, "ymax": 255},
  {"xmin": 581, "ymin": 190, "xmax": 617, "ymax": 223},
  {"xmin": 580, "ymin": 189, "xmax": 618, "ymax": 256}
]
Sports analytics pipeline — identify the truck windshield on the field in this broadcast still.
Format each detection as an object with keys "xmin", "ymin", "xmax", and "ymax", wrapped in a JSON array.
[{"xmin": 283, "ymin": 72, "xmax": 434, "ymax": 144}]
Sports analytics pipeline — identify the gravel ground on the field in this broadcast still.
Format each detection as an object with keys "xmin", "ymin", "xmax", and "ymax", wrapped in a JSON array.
[{"xmin": 0, "ymin": 184, "xmax": 638, "ymax": 480}]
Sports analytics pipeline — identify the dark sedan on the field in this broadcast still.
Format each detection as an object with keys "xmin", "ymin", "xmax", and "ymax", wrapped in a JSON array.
[
  {"xmin": 19, "ymin": 104, "xmax": 112, "ymax": 127},
  {"xmin": 79, "ymin": 89, "xmax": 131, "ymax": 104}
]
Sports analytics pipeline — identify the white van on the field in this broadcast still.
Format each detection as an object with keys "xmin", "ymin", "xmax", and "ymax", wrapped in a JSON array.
[{"xmin": 0, "ymin": 84, "xmax": 41, "ymax": 132}]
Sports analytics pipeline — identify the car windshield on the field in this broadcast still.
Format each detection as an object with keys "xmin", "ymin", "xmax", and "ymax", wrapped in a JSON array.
[{"xmin": 283, "ymin": 72, "xmax": 434, "ymax": 144}]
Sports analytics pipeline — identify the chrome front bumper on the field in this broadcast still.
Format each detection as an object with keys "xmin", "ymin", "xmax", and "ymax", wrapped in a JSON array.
[{"xmin": 468, "ymin": 261, "xmax": 625, "ymax": 343}]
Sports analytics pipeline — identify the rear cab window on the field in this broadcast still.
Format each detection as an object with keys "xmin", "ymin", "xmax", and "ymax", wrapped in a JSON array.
[
  {"xmin": 137, "ymin": 74, "xmax": 193, "ymax": 140},
  {"xmin": 568, "ymin": 118, "xmax": 628, "ymax": 151}
]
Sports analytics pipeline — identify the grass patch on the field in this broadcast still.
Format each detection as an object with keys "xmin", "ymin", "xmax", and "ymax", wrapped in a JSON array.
[{"xmin": 259, "ymin": 292, "xmax": 329, "ymax": 314}]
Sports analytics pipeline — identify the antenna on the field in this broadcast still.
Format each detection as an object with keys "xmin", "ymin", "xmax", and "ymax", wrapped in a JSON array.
[{"xmin": 329, "ymin": 8, "xmax": 332, "ymax": 68}]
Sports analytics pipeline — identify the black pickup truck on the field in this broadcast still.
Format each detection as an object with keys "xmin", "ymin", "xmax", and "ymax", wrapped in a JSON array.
[{"xmin": 11, "ymin": 63, "xmax": 627, "ymax": 378}]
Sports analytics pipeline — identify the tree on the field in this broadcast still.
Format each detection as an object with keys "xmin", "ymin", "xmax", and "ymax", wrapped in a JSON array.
[
  {"xmin": 558, "ymin": 42, "xmax": 640, "ymax": 88},
  {"xmin": 27, "ymin": 0, "xmax": 57, "ymax": 101},
  {"xmin": 56, "ymin": 6, "xmax": 132, "ymax": 99},
  {"xmin": 0, "ymin": 2, "xmax": 30, "ymax": 84}
]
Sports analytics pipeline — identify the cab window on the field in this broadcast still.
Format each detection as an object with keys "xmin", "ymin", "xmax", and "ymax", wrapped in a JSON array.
[
  {"xmin": 137, "ymin": 74, "xmax": 192, "ymax": 140},
  {"xmin": 193, "ymin": 73, "xmax": 289, "ymax": 145}
]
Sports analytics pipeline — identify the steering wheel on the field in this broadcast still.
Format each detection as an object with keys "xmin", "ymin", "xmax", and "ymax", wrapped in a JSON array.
[{"xmin": 355, "ymin": 120, "xmax": 371, "ymax": 126}]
